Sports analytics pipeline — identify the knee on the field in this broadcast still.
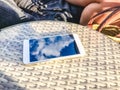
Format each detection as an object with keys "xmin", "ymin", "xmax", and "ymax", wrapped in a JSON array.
[{"xmin": 0, "ymin": 1, "xmax": 20, "ymax": 28}]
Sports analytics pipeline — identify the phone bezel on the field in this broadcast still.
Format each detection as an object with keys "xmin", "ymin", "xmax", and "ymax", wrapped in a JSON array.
[{"xmin": 23, "ymin": 34, "xmax": 85, "ymax": 64}]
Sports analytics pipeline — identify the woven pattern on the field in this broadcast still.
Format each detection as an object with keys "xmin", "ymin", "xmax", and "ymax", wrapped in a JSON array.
[{"xmin": 0, "ymin": 21, "xmax": 120, "ymax": 90}]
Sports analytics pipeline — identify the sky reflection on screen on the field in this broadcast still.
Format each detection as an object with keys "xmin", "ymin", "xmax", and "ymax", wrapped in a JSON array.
[{"xmin": 29, "ymin": 34, "xmax": 80, "ymax": 62}]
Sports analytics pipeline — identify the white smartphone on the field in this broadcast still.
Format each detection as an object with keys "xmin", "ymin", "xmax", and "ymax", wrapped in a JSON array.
[{"xmin": 23, "ymin": 34, "xmax": 85, "ymax": 64}]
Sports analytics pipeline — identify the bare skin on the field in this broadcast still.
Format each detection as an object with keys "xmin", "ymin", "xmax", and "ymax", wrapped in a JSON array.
[
  {"xmin": 65, "ymin": 0, "xmax": 102, "ymax": 6},
  {"xmin": 65, "ymin": 0, "xmax": 120, "ymax": 25},
  {"xmin": 116, "ymin": 34, "xmax": 120, "ymax": 38}
]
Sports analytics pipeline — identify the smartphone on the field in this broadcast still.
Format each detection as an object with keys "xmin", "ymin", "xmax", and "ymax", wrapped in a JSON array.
[{"xmin": 23, "ymin": 34, "xmax": 85, "ymax": 64}]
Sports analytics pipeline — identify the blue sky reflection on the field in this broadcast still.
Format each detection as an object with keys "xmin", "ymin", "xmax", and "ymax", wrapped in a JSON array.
[{"xmin": 29, "ymin": 35, "xmax": 80, "ymax": 62}]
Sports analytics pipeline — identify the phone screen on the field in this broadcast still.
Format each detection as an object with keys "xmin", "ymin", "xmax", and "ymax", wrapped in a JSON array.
[{"xmin": 29, "ymin": 34, "xmax": 80, "ymax": 62}]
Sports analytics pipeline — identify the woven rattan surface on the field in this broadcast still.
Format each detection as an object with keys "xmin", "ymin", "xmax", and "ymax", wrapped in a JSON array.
[{"xmin": 0, "ymin": 21, "xmax": 120, "ymax": 90}]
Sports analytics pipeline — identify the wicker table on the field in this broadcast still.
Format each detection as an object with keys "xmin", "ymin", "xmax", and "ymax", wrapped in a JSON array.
[{"xmin": 0, "ymin": 21, "xmax": 120, "ymax": 90}]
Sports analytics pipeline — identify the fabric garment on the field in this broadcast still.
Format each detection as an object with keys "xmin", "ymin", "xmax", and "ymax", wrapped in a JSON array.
[
  {"xmin": 0, "ymin": 0, "xmax": 34, "ymax": 29},
  {"xmin": 0, "ymin": 0, "xmax": 84, "ymax": 29}
]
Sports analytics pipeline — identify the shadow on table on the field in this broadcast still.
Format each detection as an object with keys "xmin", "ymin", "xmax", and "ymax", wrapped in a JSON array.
[{"xmin": 0, "ymin": 71, "xmax": 25, "ymax": 90}]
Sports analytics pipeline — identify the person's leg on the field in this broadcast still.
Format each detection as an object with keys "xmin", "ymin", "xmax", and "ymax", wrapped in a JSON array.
[
  {"xmin": 14, "ymin": 0, "xmax": 44, "ymax": 20},
  {"xmin": 0, "ymin": 0, "xmax": 34, "ymax": 29},
  {"xmin": 14, "ymin": 0, "xmax": 82, "ymax": 24},
  {"xmin": 80, "ymin": 3, "xmax": 102, "ymax": 25}
]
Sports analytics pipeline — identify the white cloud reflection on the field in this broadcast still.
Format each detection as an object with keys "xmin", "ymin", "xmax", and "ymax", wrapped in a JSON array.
[{"xmin": 31, "ymin": 35, "xmax": 74, "ymax": 60}]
